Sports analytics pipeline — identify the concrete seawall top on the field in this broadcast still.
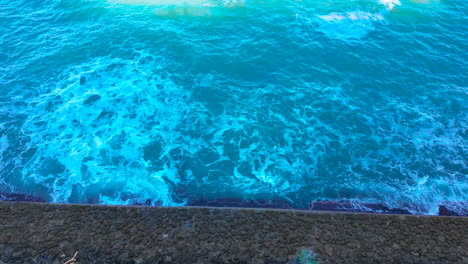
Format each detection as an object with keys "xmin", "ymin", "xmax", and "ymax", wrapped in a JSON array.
[{"xmin": 0, "ymin": 202, "xmax": 467, "ymax": 263}]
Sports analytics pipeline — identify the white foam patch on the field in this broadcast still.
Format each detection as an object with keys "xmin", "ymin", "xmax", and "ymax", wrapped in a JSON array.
[
  {"xmin": 0, "ymin": 134, "xmax": 9, "ymax": 176},
  {"xmin": 315, "ymin": 11, "xmax": 385, "ymax": 40},
  {"xmin": 379, "ymin": 0, "xmax": 401, "ymax": 10},
  {"xmin": 18, "ymin": 53, "xmax": 305, "ymax": 205},
  {"xmin": 20, "ymin": 54, "xmax": 202, "ymax": 205},
  {"xmin": 10, "ymin": 54, "xmax": 467, "ymax": 213},
  {"xmin": 0, "ymin": 135, "xmax": 9, "ymax": 155},
  {"xmin": 13, "ymin": 62, "xmax": 468, "ymax": 213},
  {"xmin": 319, "ymin": 11, "xmax": 384, "ymax": 22}
]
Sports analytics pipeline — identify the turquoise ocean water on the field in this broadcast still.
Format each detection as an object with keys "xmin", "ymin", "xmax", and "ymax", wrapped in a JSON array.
[{"xmin": 0, "ymin": 0, "xmax": 466, "ymax": 214}]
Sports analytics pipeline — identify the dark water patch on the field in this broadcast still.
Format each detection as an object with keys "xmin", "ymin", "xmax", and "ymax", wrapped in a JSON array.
[
  {"xmin": 0, "ymin": 192, "xmax": 46, "ymax": 203},
  {"xmin": 438, "ymin": 202, "xmax": 468, "ymax": 217},
  {"xmin": 83, "ymin": 94, "xmax": 101, "ymax": 105}
]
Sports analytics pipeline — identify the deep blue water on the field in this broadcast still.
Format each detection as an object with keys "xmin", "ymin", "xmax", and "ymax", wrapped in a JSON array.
[{"xmin": 0, "ymin": 0, "xmax": 466, "ymax": 214}]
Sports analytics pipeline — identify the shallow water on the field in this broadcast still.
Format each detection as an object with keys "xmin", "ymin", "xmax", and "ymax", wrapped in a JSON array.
[{"xmin": 0, "ymin": 0, "xmax": 466, "ymax": 214}]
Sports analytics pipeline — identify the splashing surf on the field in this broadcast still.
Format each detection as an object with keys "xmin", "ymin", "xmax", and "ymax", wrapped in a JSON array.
[{"xmin": 0, "ymin": 0, "xmax": 466, "ymax": 214}]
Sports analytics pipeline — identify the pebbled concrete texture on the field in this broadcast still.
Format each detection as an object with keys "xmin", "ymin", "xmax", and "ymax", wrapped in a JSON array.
[{"xmin": 0, "ymin": 202, "xmax": 466, "ymax": 264}]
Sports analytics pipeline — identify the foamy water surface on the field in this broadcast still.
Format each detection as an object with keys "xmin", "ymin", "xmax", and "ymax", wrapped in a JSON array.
[{"xmin": 0, "ymin": 0, "xmax": 466, "ymax": 214}]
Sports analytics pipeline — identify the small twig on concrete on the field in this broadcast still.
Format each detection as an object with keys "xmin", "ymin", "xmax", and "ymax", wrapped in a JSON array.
[{"xmin": 63, "ymin": 251, "xmax": 78, "ymax": 264}]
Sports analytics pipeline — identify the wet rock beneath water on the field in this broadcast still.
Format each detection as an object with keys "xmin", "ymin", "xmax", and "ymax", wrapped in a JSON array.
[
  {"xmin": 0, "ymin": 192, "xmax": 45, "ymax": 203},
  {"xmin": 309, "ymin": 200, "xmax": 411, "ymax": 215},
  {"xmin": 438, "ymin": 202, "xmax": 468, "ymax": 216},
  {"xmin": 188, "ymin": 198, "xmax": 295, "ymax": 210},
  {"xmin": 439, "ymin": 206, "xmax": 456, "ymax": 216}
]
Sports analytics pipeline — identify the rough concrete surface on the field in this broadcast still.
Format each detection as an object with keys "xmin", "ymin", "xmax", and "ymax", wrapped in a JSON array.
[{"xmin": 0, "ymin": 202, "xmax": 466, "ymax": 263}]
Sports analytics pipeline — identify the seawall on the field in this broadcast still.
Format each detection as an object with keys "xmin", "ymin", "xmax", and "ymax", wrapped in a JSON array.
[{"xmin": 0, "ymin": 202, "xmax": 466, "ymax": 263}]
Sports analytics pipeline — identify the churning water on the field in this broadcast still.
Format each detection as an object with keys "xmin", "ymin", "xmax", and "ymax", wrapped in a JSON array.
[{"xmin": 0, "ymin": 0, "xmax": 466, "ymax": 214}]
